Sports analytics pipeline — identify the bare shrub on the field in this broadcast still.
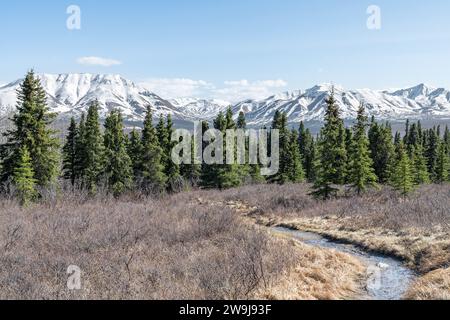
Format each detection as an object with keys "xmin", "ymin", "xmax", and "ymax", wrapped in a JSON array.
[{"xmin": 0, "ymin": 192, "xmax": 294, "ymax": 300}]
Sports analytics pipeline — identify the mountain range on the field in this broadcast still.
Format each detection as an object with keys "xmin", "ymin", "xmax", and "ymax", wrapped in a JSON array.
[{"xmin": 1, "ymin": 74, "xmax": 450, "ymax": 127}]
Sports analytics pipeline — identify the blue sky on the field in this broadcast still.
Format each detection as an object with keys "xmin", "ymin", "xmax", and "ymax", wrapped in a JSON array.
[{"xmin": 1, "ymin": 0, "xmax": 450, "ymax": 101}]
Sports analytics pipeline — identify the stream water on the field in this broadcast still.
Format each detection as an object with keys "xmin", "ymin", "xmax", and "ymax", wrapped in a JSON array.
[{"xmin": 273, "ymin": 226, "xmax": 417, "ymax": 300}]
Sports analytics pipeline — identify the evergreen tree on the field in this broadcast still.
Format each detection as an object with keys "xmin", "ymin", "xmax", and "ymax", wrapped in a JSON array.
[
  {"xmin": 298, "ymin": 122, "xmax": 316, "ymax": 182},
  {"xmin": 80, "ymin": 101, "xmax": 105, "ymax": 192},
  {"xmin": 368, "ymin": 120, "xmax": 395, "ymax": 183},
  {"xmin": 425, "ymin": 128, "xmax": 439, "ymax": 181},
  {"xmin": 127, "ymin": 128, "xmax": 143, "ymax": 181},
  {"xmin": 390, "ymin": 143, "xmax": 415, "ymax": 196},
  {"xmin": 103, "ymin": 110, "xmax": 133, "ymax": 196},
  {"xmin": 217, "ymin": 108, "xmax": 241, "ymax": 189},
  {"xmin": 62, "ymin": 117, "xmax": 78, "ymax": 186},
  {"xmin": 1, "ymin": 70, "xmax": 60, "ymax": 189},
  {"xmin": 141, "ymin": 106, "xmax": 167, "ymax": 193},
  {"xmin": 164, "ymin": 115, "xmax": 182, "ymax": 191},
  {"xmin": 435, "ymin": 142, "xmax": 449, "ymax": 183},
  {"xmin": 411, "ymin": 144, "xmax": 430, "ymax": 185},
  {"xmin": 200, "ymin": 121, "xmax": 216, "ymax": 188},
  {"xmin": 180, "ymin": 138, "xmax": 202, "ymax": 187},
  {"xmin": 311, "ymin": 89, "xmax": 346, "ymax": 199},
  {"xmin": 270, "ymin": 112, "xmax": 290, "ymax": 184},
  {"xmin": 348, "ymin": 104, "xmax": 378, "ymax": 195},
  {"xmin": 74, "ymin": 113, "xmax": 86, "ymax": 185},
  {"xmin": 286, "ymin": 130, "xmax": 305, "ymax": 182},
  {"xmin": 12, "ymin": 146, "xmax": 37, "ymax": 206},
  {"xmin": 344, "ymin": 127, "xmax": 353, "ymax": 183}
]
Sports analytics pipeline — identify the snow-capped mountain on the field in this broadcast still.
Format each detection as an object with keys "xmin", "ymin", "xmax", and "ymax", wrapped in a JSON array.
[
  {"xmin": 1, "ymin": 74, "xmax": 450, "ymax": 127},
  {"xmin": 169, "ymin": 97, "xmax": 231, "ymax": 120},
  {"xmin": 234, "ymin": 83, "xmax": 450, "ymax": 126},
  {"xmin": 0, "ymin": 74, "xmax": 185, "ymax": 122}
]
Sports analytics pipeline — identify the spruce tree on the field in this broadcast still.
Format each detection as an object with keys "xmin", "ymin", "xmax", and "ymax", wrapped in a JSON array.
[
  {"xmin": 286, "ymin": 130, "xmax": 305, "ymax": 183},
  {"xmin": 425, "ymin": 128, "xmax": 439, "ymax": 181},
  {"xmin": 81, "ymin": 101, "xmax": 105, "ymax": 192},
  {"xmin": 411, "ymin": 144, "xmax": 430, "ymax": 185},
  {"xmin": 348, "ymin": 104, "xmax": 377, "ymax": 195},
  {"xmin": 164, "ymin": 115, "xmax": 182, "ymax": 191},
  {"xmin": 368, "ymin": 120, "xmax": 395, "ymax": 183},
  {"xmin": 103, "ymin": 110, "xmax": 133, "ymax": 196},
  {"xmin": 435, "ymin": 142, "xmax": 449, "ymax": 183},
  {"xmin": 270, "ymin": 112, "xmax": 290, "ymax": 184},
  {"xmin": 217, "ymin": 108, "xmax": 241, "ymax": 189},
  {"xmin": 311, "ymin": 90, "xmax": 346, "ymax": 199},
  {"xmin": 1, "ymin": 70, "xmax": 60, "ymax": 188},
  {"xmin": 74, "ymin": 113, "xmax": 86, "ymax": 185},
  {"xmin": 141, "ymin": 106, "xmax": 167, "ymax": 193},
  {"xmin": 127, "ymin": 128, "xmax": 143, "ymax": 181},
  {"xmin": 390, "ymin": 142, "xmax": 415, "ymax": 196},
  {"xmin": 12, "ymin": 146, "xmax": 37, "ymax": 206},
  {"xmin": 62, "ymin": 117, "xmax": 78, "ymax": 186},
  {"xmin": 200, "ymin": 121, "xmax": 216, "ymax": 188},
  {"xmin": 298, "ymin": 124, "xmax": 316, "ymax": 182},
  {"xmin": 180, "ymin": 138, "xmax": 202, "ymax": 187}
]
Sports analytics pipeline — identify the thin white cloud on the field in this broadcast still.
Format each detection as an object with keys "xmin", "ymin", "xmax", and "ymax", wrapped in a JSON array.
[
  {"xmin": 77, "ymin": 56, "xmax": 122, "ymax": 67},
  {"xmin": 139, "ymin": 78, "xmax": 288, "ymax": 102},
  {"xmin": 139, "ymin": 78, "xmax": 215, "ymax": 99},
  {"xmin": 215, "ymin": 79, "xmax": 288, "ymax": 102}
]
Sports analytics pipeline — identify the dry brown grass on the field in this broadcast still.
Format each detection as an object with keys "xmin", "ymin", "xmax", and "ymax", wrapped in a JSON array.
[
  {"xmin": 0, "ymin": 189, "xmax": 365, "ymax": 300},
  {"xmin": 256, "ymin": 236, "xmax": 365, "ymax": 300},
  {"xmin": 405, "ymin": 268, "xmax": 450, "ymax": 300}
]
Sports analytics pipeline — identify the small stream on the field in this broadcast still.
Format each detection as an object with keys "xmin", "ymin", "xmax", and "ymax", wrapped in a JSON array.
[{"xmin": 273, "ymin": 226, "xmax": 417, "ymax": 300}]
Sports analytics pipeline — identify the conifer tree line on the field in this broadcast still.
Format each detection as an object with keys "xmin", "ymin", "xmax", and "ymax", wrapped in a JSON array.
[{"xmin": 0, "ymin": 72, "xmax": 449, "ymax": 204}]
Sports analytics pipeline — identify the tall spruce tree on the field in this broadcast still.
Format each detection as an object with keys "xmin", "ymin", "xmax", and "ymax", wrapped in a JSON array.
[
  {"xmin": 217, "ymin": 108, "xmax": 241, "ymax": 189},
  {"xmin": 62, "ymin": 117, "xmax": 78, "ymax": 186},
  {"xmin": 312, "ymin": 89, "xmax": 346, "ymax": 199},
  {"xmin": 348, "ymin": 104, "xmax": 378, "ymax": 195},
  {"xmin": 390, "ymin": 142, "xmax": 415, "ymax": 196},
  {"xmin": 435, "ymin": 142, "xmax": 449, "ymax": 183},
  {"xmin": 368, "ymin": 120, "xmax": 395, "ymax": 183},
  {"xmin": 1, "ymin": 70, "xmax": 60, "ymax": 189},
  {"xmin": 164, "ymin": 115, "xmax": 182, "ymax": 191},
  {"xmin": 127, "ymin": 128, "xmax": 143, "ymax": 182},
  {"xmin": 425, "ymin": 128, "xmax": 439, "ymax": 180},
  {"xmin": 411, "ymin": 144, "xmax": 430, "ymax": 185},
  {"xmin": 286, "ymin": 130, "xmax": 305, "ymax": 183},
  {"xmin": 74, "ymin": 113, "xmax": 86, "ymax": 185},
  {"xmin": 103, "ymin": 110, "xmax": 133, "ymax": 196},
  {"xmin": 12, "ymin": 145, "xmax": 37, "ymax": 206},
  {"xmin": 80, "ymin": 101, "xmax": 105, "ymax": 192},
  {"xmin": 141, "ymin": 106, "xmax": 167, "ymax": 193}
]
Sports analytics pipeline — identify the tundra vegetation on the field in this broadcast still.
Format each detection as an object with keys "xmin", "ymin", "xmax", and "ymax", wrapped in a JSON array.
[{"xmin": 0, "ymin": 71, "xmax": 449, "ymax": 300}]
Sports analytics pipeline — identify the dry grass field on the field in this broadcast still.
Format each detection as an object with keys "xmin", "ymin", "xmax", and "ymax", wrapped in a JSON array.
[{"xmin": 0, "ymin": 183, "xmax": 448, "ymax": 300}]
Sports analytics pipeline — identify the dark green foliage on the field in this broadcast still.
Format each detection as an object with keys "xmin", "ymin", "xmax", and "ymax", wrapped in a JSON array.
[
  {"xmin": 103, "ymin": 110, "xmax": 133, "ymax": 196},
  {"xmin": 79, "ymin": 101, "xmax": 105, "ymax": 192},
  {"xmin": 127, "ymin": 128, "xmax": 143, "ymax": 181},
  {"xmin": 62, "ymin": 117, "xmax": 78, "ymax": 185},
  {"xmin": 411, "ymin": 144, "xmax": 430, "ymax": 185},
  {"xmin": 312, "ymin": 90, "xmax": 346, "ymax": 199},
  {"xmin": 368, "ymin": 120, "xmax": 395, "ymax": 183},
  {"xmin": 12, "ymin": 145, "xmax": 37, "ymax": 205},
  {"xmin": 435, "ymin": 142, "xmax": 449, "ymax": 183},
  {"xmin": 390, "ymin": 142, "xmax": 415, "ymax": 196},
  {"xmin": 1, "ymin": 70, "xmax": 60, "ymax": 189},
  {"xmin": 141, "ymin": 106, "xmax": 167, "ymax": 193},
  {"xmin": 298, "ymin": 122, "xmax": 316, "ymax": 182},
  {"xmin": 348, "ymin": 104, "xmax": 378, "ymax": 195}
]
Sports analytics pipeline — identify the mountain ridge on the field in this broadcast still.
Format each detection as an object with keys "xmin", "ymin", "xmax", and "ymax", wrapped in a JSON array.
[{"xmin": 1, "ymin": 74, "xmax": 450, "ymax": 126}]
